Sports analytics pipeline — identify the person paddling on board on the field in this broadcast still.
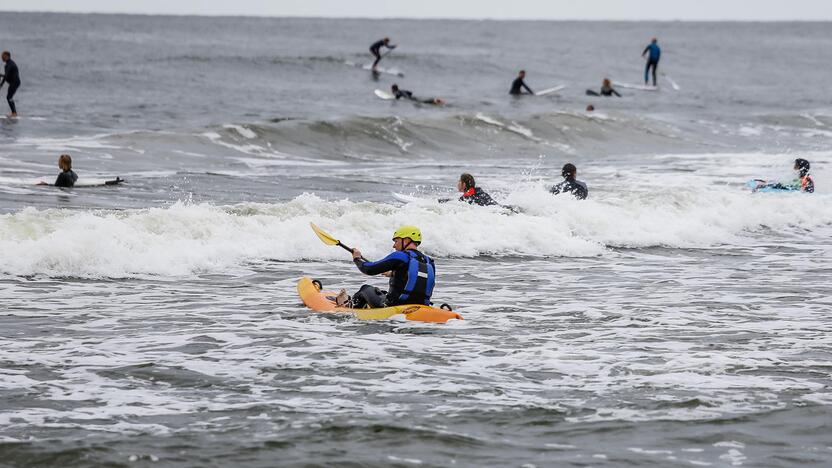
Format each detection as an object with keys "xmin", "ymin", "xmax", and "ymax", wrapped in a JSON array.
[
  {"xmin": 551, "ymin": 163, "xmax": 588, "ymax": 200},
  {"xmin": 370, "ymin": 37, "xmax": 396, "ymax": 71},
  {"xmin": 586, "ymin": 78, "xmax": 621, "ymax": 97},
  {"xmin": 752, "ymin": 158, "xmax": 815, "ymax": 193},
  {"xmin": 336, "ymin": 226, "xmax": 435, "ymax": 309},
  {"xmin": 509, "ymin": 70, "xmax": 534, "ymax": 95},
  {"xmin": 0, "ymin": 51, "xmax": 21, "ymax": 117},
  {"xmin": 642, "ymin": 38, "xmax": 661, "ymax": 87},
  {"xmin": 36, "ymin": 154, "xmax": 78, "ymax": 188},
  {"xmin": 391, "ymin": 84, "xmax": 444, "ymax": 105},
  {"xmin": 439, "ymin": 173, "xmax": 498, "ymax": 206}
]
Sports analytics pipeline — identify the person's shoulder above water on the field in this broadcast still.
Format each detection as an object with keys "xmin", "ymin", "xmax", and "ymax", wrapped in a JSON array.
[
  {"xmin": 550, "ymin": 163, "xmax": 588, "ymax": 200},
  {"xmin": 52, "ymin": 153, "xmax": 78, "ymax": 187}
]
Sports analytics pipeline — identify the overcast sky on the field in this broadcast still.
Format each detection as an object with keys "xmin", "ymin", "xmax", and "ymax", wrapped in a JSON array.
[{"xmin": 2, "ymin": 0, "xmax": 832, "ymax": 21}]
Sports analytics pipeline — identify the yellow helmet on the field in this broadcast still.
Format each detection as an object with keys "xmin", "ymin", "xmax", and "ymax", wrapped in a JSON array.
[{"xmin": 392, "ymin": 225, "xmax": 422, "ymax": 243}]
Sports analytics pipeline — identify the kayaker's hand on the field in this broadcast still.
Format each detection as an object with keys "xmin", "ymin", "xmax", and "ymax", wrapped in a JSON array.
[
  {"xmin": 382, "ymin": 271, "xmax": 392, "ymax": 277},
  {"xmin": 352, "ymin": 248, "xmax": 362, "ymax": 260}
]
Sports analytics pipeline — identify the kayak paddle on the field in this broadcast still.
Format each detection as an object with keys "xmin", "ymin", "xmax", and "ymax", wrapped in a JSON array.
[{"xmin": 310, "ymin": 222, "xmax": 367, "ymax": 261}]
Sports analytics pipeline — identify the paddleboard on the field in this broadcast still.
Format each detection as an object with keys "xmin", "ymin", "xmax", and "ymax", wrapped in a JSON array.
[
  {"xmin": 746, "ymin": 179, "xmax": 798, "ymax": 193},
  {"xmin": 344, "ymin": 60, "xmax": 404, "ymax": 77},
  {"xmin": 613, "ymin": 81, "xmax": 659, "ymax": 92},
  {"xmin": 374, "ymin": 89, "xmax": 396, "ymax": 100},
  {"xmin": 37, "ymin": 177, "xmax": 124, "ymax": 187},
  {"xmin": 392, "ymin": 191, "xmax": 424, "ymax": 203},
  {"xmin": 297, "ymin": 277, "xmax": 462, "ymax": 323},
  {"xmin": 535, "ymin": 85, "xmax": 566, "ymax": 96}
]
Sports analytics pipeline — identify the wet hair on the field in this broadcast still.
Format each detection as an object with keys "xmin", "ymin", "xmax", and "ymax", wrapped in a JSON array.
[
  {"xmin": 391, "ymin": 84, "xmax": 399, "ymax": 91},
  {"xmin": 602, "ymin": 78, "xmax": 611, "ymax": 87},
  {"xmin": 651, "ymin": 37, "xmax": 658, "ymax": 43},
  {"xmin": 58, "ymin": 154, "xmax": 72, "ymax": 171},
  {"xmin": 459, "ymin": 173, "xmax": 476, "ymax": 190},
  {"xmin": 1, "ymin": 51, "xmax": 9, "ymax": 58},
  {"xmin": 586, "ymin": 104, "xmax": 595, "ymax": 112},
  {"xmin": 794, "ymin": 158, "xmax": 810, "ymax": 177},
  {"xmin": 561, "ymin": 163, "xmax": 577, "ymax": 179},
  {"xmin": 519, "ymin": 70, "xmax": 526, "ymax": 75}
]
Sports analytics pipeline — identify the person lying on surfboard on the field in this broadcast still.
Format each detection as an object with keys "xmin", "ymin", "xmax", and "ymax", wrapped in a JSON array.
[
  {"xmin": 369, "ymin": 37, "xmax": 396, "ymax": 71},
  {"xmin": 586, "ymin": 79, "xmax": 621, "ymax": 97},
  {"xmin": 750, "ymin": 158, "xmax": 815, "ymax": 193},
  {"xmin": 438, "ymin": 173, "xmax": 498, "ymax": 206},
  {"xmin": 551, "ymin": 163, "xmax": 589, "ymax": 200},
  {"xmin": 335, "ymin": 226, "xmax": 436, "ymax": 309},
  {"xmin": 509, "ymin": 70, "xmax": 534, "ymax": 95},
  {"xmin": 390, "ymin": 84, "xmax": 444, "ymax": 105}
]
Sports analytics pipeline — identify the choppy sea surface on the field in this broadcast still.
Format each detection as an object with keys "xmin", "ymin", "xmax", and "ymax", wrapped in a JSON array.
[{"xmin": 1, "ymin": 13, "xmax": 832, "ymax": 467}]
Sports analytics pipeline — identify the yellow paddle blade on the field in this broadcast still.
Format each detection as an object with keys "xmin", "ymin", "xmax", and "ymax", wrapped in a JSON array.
[{"xmin": 310, "ymin": 222, "xmax": 339, "ymax": 246}]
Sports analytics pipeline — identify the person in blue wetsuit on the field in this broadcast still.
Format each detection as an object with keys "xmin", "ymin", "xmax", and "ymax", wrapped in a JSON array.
[
  {"xmin": 0, "ymin": 51, "xmax": 21, "ymax": 117},
  {"xmin": 336, "ymin": 226, "xmax": 436, "ymax": 309},
  {"xmin": 551, "ymin": 163, "xmax": 588, "ymax": 200},
  {"xmin": 642, "ymin": 38, "xmax": 661, "ymax": 86},
  {"xmin": 369, "ymin": 37, "xmax": 396, "ymax": 70}
]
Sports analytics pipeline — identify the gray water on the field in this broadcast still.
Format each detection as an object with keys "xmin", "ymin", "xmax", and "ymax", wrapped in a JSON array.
[{"xmin": 1, "ymin": 13, "xmax": 832, "ymax": 467}]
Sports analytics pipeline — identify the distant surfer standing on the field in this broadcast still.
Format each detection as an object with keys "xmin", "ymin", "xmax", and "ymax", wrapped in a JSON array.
[
  {"xmin": 642, "ymin": 38, "xmax": 661, "ymax": 87},
  {"xmin": 370, "ymin": 37, "xmax": 396, "ymax": 71},
  {"xmin": 509, "ymin": 70, "xmax": 534, "ymax": 95},
  {"xmin": 0, "ymin": 51, "xmax": 21, "ymax": 117}
]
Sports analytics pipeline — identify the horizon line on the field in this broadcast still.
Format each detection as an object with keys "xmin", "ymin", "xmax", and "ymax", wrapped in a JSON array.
[{"xmin": 2, "ymin": 9, "xmax": 831, "ymax": 22}]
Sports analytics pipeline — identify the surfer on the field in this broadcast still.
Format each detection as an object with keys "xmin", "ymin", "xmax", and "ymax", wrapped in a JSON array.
[
  {"xmin": 439, "ymin": 173, "xmax": 497, "ymax": 206},
  {"xmin": 509, "ymin": 70, "xmax": 534, "ymax": 95},
  {"xmin": 391, "ymin": 84, "xmax": 444, "ymax": 105},
  {"xmin": 550, "ymin": 163, "xmax": 588, "ymax": 200},
  {"xmin": 370, "ymin": 37, "xmax": 396, "ymax": 71},
  {"xmin": 37, "ymin": 154, "xmax": 78, "ymax": 188},
  {"xmin": 642, "ymin": 38, "xmax": 661, "ymax": 87},
  {"xmin": 586, "ymin": 79, "xmax": 621, "ymax": 97},
  {"xmin": 336, "ymin": 226, "xmax": 435, "ymax": 309},
  {"xmin": 0, "ymin": 51, "xmax": 21, "ymax": 117},
  {"xmin": 753, "ymin": 158, "xmax": 815, "ymax": 193}
]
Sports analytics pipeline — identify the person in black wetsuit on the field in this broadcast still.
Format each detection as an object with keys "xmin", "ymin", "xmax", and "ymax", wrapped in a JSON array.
[
  {"xmin": 586, "ymin": 79, "xmax": 621, "ymax": 97},
  {"xmin": 369, "ymin": 37, "xmax": 396, "ymax": 70},
  {"xmin": 335, "ymin": 226, "xmax": 436, "ymax": 309},
  {"xmin": 439, "ymin": 173, "xmax": 498, "ymax": 206},
  {"xmin": 391, "ymin": 84, "xmax": 444, "ymax": 105},
  {"xmin": 551, "ymin": 163, "xmax": 588, "ymax": 200},
  {"xmin": 46, "ymin": 154, "xmax": 78, "ymax": 188},
  {"xmin": 0, "ymin": 51, "xmax": 21, "ymax": 117},
  {"xmin": 509, "ymin": 70, "xmax": 534, "ymax": 95}
]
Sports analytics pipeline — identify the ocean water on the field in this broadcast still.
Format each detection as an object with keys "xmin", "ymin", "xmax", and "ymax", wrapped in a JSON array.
[{"xmin": 1, "ymin": 12, "xmax": 832, "ymax": 467}]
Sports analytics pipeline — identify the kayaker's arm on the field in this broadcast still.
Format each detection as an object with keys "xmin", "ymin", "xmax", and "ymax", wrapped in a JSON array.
[{"xmin": 353, "ymin": 250, "xmax": 408, "ymax": 276}]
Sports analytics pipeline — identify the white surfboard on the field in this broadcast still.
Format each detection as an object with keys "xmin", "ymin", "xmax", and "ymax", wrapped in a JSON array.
[
  {"xmin": 345, "ymin": 60, "xmax": 404, "ymax": 77},
  {"xmin": 535, "ymin": 85, "xmax": 566, "ymax": 96},
  {"xmin": 392, "ymin": 192, "xmax": 423, "ymax": 203},
  {"xmin": 613, "ymin": 81, "xmax": 659, "ymax": 92},
  {"xmin": 374, "ymin": 89, "xmax": 396, "ymax": 100}
]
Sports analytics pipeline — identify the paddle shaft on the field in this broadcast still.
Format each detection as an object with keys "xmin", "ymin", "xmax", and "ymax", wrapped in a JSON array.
[{"xmin": 335, "ymin": 241, "xmax": 368, "ymax": 262}]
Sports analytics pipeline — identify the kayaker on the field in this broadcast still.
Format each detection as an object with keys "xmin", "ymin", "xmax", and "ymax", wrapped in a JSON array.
[
  {"xmin": 336, "ymin": 225, "xmax": 436, "ymax": 309},
  {"xmin": 550, "ymin": 163, "xmax": 588, "ymax": 200}
]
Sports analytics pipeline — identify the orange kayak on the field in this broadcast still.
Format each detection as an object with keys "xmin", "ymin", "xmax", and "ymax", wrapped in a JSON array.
[{"xmin": 296, "ymin": 277, "xmax": 463, "ymax": 323}]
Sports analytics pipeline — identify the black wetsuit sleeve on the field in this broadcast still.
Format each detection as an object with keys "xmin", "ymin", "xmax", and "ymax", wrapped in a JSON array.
[
  {"xmin": 642, "ymin": 46, "xmax": 650, "ymax": 56},
  {"xmin": 612, "ymin": 89, "xmax": 621, "ymax": 97},
  {"xmin": 523, "ymin": 81, "xmax": 533, "ymax": 94},
  {"xmin": 354, "ymin": 251, "xmax": 408, "ymax": 276},
  {"xmin": 54, "ymin": 171, "xmax": 75, "ymax": 188}
]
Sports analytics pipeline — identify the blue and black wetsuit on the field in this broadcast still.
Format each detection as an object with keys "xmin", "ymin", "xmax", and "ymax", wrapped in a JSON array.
[
  {"xmin": 370, "ymin": 39, "xmax": 394, "ymax": 68},
  {"xmin": 0, "ymin": 59, "xmax": 20, "ymax": 114},
  {"xmin": 643, "ymin": 42, "xmax": 661, "ymax": 86},
  {"xmin": 54, "ymin": 169, "xmax": 78, "ymax": 188},
  {"xmin": 551, "ymin": 177, "xmax": 588, "ymax": 200},
  {"xmin": 353, "ymin": 249, "xmax": 436, "ymax": 308}
]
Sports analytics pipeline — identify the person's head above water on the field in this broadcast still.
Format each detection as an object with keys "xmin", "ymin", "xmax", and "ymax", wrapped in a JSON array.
[
  {"xmin": 602, "ymin": 78, "xmax": 612, "ymax": 87},
  {"xmin": 391, "ymin": 84, "xmax": 399, "ymax": 92},
  {"xmin": 458, "ymin": 173, "xmax": 476, "ymax": 192},
  {"xmin": 518, "ymin": 70, "xmax": 526, "ymax": 78},
  {"xmin": 383, "ymin": 37, "xmax": 390, "ymax": 44},
  {"xmin": 794, "ymin": 158, "xmax": 811, "ymax": 177},
  {"xmin": 392, "ymin": 225, "xmax": 421, "ymax": 251},
  {"xmin": 58, "ymin": 154, "xmax": 72, "ymax": 172},
  {"xmin": 562, "ymin": 163, "xmax": 577, "ymax": 180},
  {"xmin": 1, "ymin": 51, "xmax": 9, "ymax": 62}
]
